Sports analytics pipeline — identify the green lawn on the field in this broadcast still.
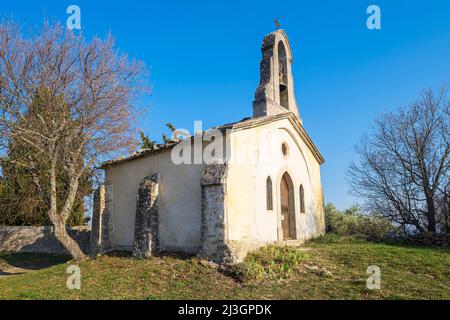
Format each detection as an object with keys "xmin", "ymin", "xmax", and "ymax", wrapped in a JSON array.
[{"xmin": 0, "ymin": 239, "xmax": 449, "ymax": 300}]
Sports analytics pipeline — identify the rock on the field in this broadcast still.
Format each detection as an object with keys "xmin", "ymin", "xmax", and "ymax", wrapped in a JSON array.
[
  {"xmin": 199, "ymin": 259, "xmax": 219, "ymax": 269},
  {"xmin": 303, "ymin": 264, "xmax": 333, "ymax": 277},
  {"xmin": 319, "ymin": 269, "xmax": 333, "ymax": 277}
]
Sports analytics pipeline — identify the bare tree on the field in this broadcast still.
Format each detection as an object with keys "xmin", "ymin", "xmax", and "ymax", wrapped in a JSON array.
[
  {"xmin": 348, "ymin": 87, "xmax": 449, "ymax": 233},
  {"xmin": 0, "ymin": 21, "xmax": 148, "ymax": 260}
]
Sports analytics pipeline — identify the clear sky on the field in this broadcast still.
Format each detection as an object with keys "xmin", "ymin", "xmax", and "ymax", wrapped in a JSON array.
[{"xmin": 1, "ymin": 0, "xmax": 449, "ymax": 209}]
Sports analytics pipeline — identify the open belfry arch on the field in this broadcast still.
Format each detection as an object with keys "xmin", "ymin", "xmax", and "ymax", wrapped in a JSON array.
[
  {"xmin": 253, "ymin": 29, "xmax": 300, "ymax": 120},
  {"xmin": 92, "ymin": 28, "xmax": 325, "ymax": 264}
]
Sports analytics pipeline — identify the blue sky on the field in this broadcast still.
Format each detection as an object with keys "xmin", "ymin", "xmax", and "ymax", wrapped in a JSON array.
[{"xmin": 1, "ymin": 0, "xmax": 449, "ymax": 209}]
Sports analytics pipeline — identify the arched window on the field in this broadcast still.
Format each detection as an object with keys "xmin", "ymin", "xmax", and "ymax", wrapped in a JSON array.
[
  {"xmin": 266, "ymin": 177, "xmax": 273, "ymax": 210},
  {"xmin": 299, "ymin": 185, "xmax": 305, "ymax": 213}
]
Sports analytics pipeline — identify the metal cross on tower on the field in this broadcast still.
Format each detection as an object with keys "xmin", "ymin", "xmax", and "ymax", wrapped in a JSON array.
[{"xmin": 274, "ymin": 17, "xmax": 281, "ymax": 30}]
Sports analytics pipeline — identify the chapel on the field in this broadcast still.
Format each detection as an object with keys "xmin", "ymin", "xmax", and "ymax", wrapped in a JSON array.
[{"xmin": 91, "ymin": 29, "xmax": 325, "ymax": 263}]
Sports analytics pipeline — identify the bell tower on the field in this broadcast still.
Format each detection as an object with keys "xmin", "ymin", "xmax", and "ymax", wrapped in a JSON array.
[{"xmin": 253, "ymin": 29, "xmax": 301, "ymax": 121}]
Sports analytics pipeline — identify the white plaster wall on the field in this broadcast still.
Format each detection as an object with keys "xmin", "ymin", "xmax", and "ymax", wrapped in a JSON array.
[
  {"xmin": 104, "ymin": 149, "xmax": 204, "ymax": 253},
  {"xmin": 104, "ymin": 117, "xmax": 324, "ymax": 258},
  {"xmin": 225, "ymin": 118, "xmax": 324, "ymax": 247}
]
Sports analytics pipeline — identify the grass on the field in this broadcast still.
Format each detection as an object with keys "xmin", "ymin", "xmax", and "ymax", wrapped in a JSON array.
[
  {"xmin": 0, "ymin": 238, "xmax": 449, "ymax": 300},
  {"xmin": 231, "ymin": 245, "xmax": 307, "ymax": 281}
]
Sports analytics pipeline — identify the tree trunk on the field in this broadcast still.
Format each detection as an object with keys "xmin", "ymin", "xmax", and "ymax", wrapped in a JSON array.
[
  {"xmin": 426, "ymin": 202, "xmax": 437, "ymax": 232},
  {"xmin": 47, "ymin": 160, "xmax": 87, "ymax": 261},
  {"xmin": 52, "ymin": 218, "xmax": 87, "ymax": 261},
  {"xmin": 424, "ymin": 189, "xmax": 437, "ymax": 232}
]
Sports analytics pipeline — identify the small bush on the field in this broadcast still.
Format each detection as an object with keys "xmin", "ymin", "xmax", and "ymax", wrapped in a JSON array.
[
  {"xmin": 231, "ymin": 245, "xmax": 306, "ymax": 282},
  {"xmin": 324, "ymin": 203, "xmax": 394, "ymax": 239}
]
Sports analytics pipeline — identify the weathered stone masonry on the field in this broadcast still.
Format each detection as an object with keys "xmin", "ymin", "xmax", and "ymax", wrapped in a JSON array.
[
  {"xmin": 132, "ymin": 174, "xmax": 160, "ymax": 259},
  {"xmin": 90, "ymin": 184, "xmax": 113, "ymax": 257},
  {"xmin": 200, "ymin": 163, "xmax": 235, "ymax": 263}
]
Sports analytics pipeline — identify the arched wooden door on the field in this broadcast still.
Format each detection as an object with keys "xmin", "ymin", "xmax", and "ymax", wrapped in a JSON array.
[{"xmin": 280, "ymin": 173, "xmax": 295, "ymax": 239}]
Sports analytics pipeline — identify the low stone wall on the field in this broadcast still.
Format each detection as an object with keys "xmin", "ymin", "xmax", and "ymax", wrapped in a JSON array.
[
  {"xmin": 0, "ymin": 226, "xmax": 91, "ymax": 255},
  {"xmin": 401, "ymin": 232, "xmax": 450, "ymax": 247}
]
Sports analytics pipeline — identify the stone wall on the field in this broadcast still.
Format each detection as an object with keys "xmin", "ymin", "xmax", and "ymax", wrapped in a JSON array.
[
  {"xmin": 392, "ymin": 233, "xmax": 450, "ymax": 247},
  {"xmin": 0, "ymin": 226, "xmax": 91, "ymax": 255}
]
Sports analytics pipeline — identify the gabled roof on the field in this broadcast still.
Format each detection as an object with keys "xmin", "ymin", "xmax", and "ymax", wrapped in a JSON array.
[
  {"xmin": 227, "ymin": 113, "xmax": 325, "ymax": 164},
  {"xmin": 100, "ymin": 112, "xmax": 324, "ymax": 169}
]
